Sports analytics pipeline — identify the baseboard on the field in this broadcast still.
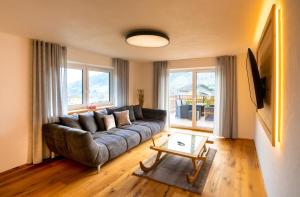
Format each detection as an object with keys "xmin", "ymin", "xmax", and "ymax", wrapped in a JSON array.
[
  {"xmin": 253, "ymin": 139, "xmax": 268, "ymax": 196},
  {"xmin": 0, "ymin": 163, "xmax": 31, "ymax": 176}
]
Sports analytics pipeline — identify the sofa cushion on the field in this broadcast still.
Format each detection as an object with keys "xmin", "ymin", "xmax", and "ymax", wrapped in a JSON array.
[
  {"xmin": 106, "ymin": 128, "xmax": 140, "ymax": 149},
  {"xmin": 133, "ymin": 120, "xmax": 161, "ymax": 135},
  {"xmin": 59, "ymin": 114, "xmax": 82, "ymax": 129},
  {"xmin": 120, "ymin": 124, "xmax": 152, "ymax": 142},
  {"xmin": 149, "ymin": 120, "xmax": 165, "ymax": 130},
  {"xmin": 103, "ymin": 114, "xmax": 116, "ymax": 130},
  {"xmin": 133, "ymin": 105, "xmax": 143, "ymax": 120},
  {"xmin": 107, "ymin": 106, "xmax": 136, "ymax": 121},
  {"xmin": 94, "ymin": 109, "xmax": 107, "ymax": 131},
  {"xmin": 106, "ymin": 106, "xmax": 127, "ymax": 115},
  {"xmin": 94, "ymin": 142, "xmax": 110, "ymax": 165},
  {"xmin": 92, "ymin": 133, "xmax": 127, "ymax": 160},
  {"xmin": 126, "ymin": 105, "xmax": 136, "ymax": 122},
  {"xmin": 78, "ymin": 112, "xmax": 98, "ymax": 133},
  {"xmin": 66, "ymin": 130, "xmax": 110, "ymax": 166},
  {"xmin": 114, "ymin": 110, "xmax": 131, "ymax": 127}
]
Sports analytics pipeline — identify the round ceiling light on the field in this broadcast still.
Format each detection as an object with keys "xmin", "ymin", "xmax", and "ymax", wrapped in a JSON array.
[{"xmin": 126, "ymin": 30, "xmax": 169, "ymax": 47}]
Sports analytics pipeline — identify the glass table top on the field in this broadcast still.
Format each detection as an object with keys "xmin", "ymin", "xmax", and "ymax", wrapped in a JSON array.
[{"xmin": 155, "ymin": 133, "xmax": 208, "ymax": 156}]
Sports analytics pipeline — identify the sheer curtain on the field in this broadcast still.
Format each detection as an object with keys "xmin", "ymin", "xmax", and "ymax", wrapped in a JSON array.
[
  {"xmin": 113, "ymin": 58, "xmax": 129, "ymax": 106},
  {"xmin": 32, "ymin": 40, "xmax": 67, "ymax": 164},
  {"xmin": 153, "ymin": 61, "xmax": 168, "ymax": 109},
  {"xmin": 214, "ymin": 56, "xmax": 237, "ymax": 138}
]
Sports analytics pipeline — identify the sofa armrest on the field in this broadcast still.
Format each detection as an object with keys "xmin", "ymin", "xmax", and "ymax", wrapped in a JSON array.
[
  {"xmin": 142, "ymin": 108, "xmax": 167, "ymax": 122},
  {"xmin": 43, "ymin": 123, "xmax": 109, "ymax": 167}
]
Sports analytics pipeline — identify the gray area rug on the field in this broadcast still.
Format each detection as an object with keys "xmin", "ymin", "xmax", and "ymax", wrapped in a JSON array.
[{"xmin": 133, "ymin": 148, "xmax": 217, "ymax": 194}]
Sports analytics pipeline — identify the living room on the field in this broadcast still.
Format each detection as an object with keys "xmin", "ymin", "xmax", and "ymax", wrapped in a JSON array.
[{"xmin": 0, "ymin": 0, "xmax": 300, "ymax": 197}]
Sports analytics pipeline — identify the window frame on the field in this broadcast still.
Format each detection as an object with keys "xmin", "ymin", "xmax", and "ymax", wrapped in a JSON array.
[
  {"xmin": 67, "ymin": 64, "xmax": 85, "ymax": 110},
  {"xmin": 86, "ymin": 66, "xmax": 113, "ymax": 106},
  {"xmin": 67, "ymin": 63, "xmax": 113, "ymax": 110}
]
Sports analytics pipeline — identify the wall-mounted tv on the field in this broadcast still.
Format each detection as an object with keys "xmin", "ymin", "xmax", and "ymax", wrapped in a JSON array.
[{"xmin": 246, "ymin": 48, "xmax": 265, "ymax": 109}]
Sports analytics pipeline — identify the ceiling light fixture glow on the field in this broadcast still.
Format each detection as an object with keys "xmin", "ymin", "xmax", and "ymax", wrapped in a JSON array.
[{"xmin": 126, "ymin": 31, "xmax": 169, "ymax": 47}]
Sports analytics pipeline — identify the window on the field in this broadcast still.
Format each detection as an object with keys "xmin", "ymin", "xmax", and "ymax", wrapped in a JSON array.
[
  {"xmin": 88, "ymin": 70, "xmax": 110, "ymax": 103},
  {"xmin": 67, "ymin": 68, "xmax": 83, "ymax": 105},
  {"xmin": 67, "ymin": 63, "xmax": 113, "ymax": 109}
]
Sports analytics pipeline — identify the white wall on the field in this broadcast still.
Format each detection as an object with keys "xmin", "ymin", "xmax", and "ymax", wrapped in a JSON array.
[
  {"xmin": 236, "ymin": 53, "xmax": 256, "ymax": 139},
  {"xmin": 254, "ymin": 0, "xmax": 300, "ymax": 196},
  {"xmin": 168, "ymin": 57, "xmax": 217, "ymax": 70},
  {"xmin": 0, "ymin": 32, "xmax": 32, "ymax": 173},
  {"xmin": 68, "ymin": 47, "xmax": 112, "ymax": 68},
  {"xmin": 129, "ymin": 61, "xmax": 153, "ymax": 108}
]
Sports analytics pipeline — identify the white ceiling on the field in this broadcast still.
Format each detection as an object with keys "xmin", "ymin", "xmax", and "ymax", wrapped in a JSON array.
[{"xmin": 0, "ymin": 0, "xmax": 263, "ymax": 61}]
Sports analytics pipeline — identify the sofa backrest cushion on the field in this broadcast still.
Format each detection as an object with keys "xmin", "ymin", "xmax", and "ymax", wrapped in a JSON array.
[
  {"xmin": 103, "ymin": 114, "xmax": 116, "ymax": 130},
  {"xmin": 114, "ymin": 110, "xmax": 132, "ymax": 127},
  {"xmin": 107, "ymin": 106, "xmax": 136, "ymax": 122},
  {"xmin": 126, "ymin": 106, "xmax": 136, "ymax": 122},
  {"xmin": 106, "ymin": 106, "xmax": 126, "ymax": 115},
  {"xmin": 79, "ymin": 112, "xmax": 98, "ymax": 133},
  {"xmin": 59, "ymin": 114, "xmax": 82, "ymax": 129},
  {"xmin": 133, "ymin": 105, "xmax": 143, "ymax": 120},
  {"xmin": 94, "ymin": 109, "xmax": 107, "ymax": 131}
]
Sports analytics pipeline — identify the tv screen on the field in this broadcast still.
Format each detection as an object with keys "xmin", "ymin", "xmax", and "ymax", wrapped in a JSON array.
[{"xmin": 246, "ymin": 48, "xmax": 264, "ymax": 109}]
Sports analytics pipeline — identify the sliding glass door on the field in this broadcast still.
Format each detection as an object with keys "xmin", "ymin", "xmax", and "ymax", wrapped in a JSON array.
[
  {"xmin": 169, "ymin": 69, "xmax": 216, "ymax": 131},
  {"xmin": 195, "ymin": 71, "xmax": 216, "ymax": 130},
  {"xmin": 169, "ymin": 71, "xmax": 193, "ymax": 128}
]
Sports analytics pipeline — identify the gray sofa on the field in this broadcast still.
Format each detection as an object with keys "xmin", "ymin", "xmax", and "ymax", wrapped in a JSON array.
[{"xmin": 43, "ymin": 106, "xmax": 166, "ymax": 172}]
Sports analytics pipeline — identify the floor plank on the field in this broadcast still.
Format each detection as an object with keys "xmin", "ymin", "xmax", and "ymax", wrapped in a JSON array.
[{"xmin": 0, "ymin": 135, "xmax": 266, "ymax": 197}]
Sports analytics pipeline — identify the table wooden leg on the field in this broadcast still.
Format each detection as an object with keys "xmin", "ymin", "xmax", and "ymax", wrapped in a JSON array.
[
  {"xmin": 140, "ymin": 151, "xmax": 163, "ymax": 173},
  {"xmin": 186, "ymin": 158, "xmax": 202, "ymax": 184}
]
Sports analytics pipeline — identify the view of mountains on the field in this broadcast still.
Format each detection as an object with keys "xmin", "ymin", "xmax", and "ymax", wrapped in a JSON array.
[{"xmin": 68, "ymin": 72, "xmax": 109, "ymax": 105}]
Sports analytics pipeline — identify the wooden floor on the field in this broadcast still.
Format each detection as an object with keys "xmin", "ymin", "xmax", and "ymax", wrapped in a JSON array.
[{"xmin": 0, "ymin": 136, "xmax": 266, "ymax": 197}]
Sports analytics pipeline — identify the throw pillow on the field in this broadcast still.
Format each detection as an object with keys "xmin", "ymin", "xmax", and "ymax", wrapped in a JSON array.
[
  {"xmin": 133, "ymin": 105, "xmax": 143, "ymax": 120},
  {"xmin": 114, "ymin": 110, "xmax": 132, "ymax": 127},
  {"xmin": 94, "ymin": 109, "xmax": 107, "ymax": 131},
  {"xmin": 79, "ymin": 112, "xmax": 98, "ymax": 133},
  {"xmin": 103, "ymin": 114, "xmax": 116, "ymax": 130},
  {"xmin": 126, "ymin": 105, "xmax": 136, "ymax": 122},
  {"xmin": 59, "ymin": 114, "xmax": 82, "ymax": 129}
]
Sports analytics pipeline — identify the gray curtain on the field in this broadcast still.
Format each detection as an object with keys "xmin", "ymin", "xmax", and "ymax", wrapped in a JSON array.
[
  {"xmin": 153, "ymin": 61, "xmax": 168, "ymax": 109},
  {"xmin": 113, "ymin": 58, "xmax": 129, "ymax": 107},
  {"xmin": 215, "ymin": 56, "xmax": 237, "ymax": 138},
  {"xmin": 32, "ymin": 40, "xmax": 67, "ymax": 164}
]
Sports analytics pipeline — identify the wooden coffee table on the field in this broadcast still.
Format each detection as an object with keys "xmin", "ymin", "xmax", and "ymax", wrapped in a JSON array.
[{"xmin": 139, "ymin": 132, "xmax": 213, "ymax": 184}]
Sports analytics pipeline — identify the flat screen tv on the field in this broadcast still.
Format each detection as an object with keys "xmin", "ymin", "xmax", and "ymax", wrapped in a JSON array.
[{"xmin": 246, "ymin": 48, "xmax": 265, "ymax": 109}]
